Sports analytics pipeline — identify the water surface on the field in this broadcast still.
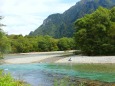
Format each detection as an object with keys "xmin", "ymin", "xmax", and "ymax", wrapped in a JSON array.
[{"xmin": 0, "ymin": 53, "xmax": 115, "ymax": 86}]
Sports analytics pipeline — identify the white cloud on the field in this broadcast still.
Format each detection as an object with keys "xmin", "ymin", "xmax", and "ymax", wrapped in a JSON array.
[{"xmin": 0, "ymin": 0, "xmax": 80, "ymax": 35}]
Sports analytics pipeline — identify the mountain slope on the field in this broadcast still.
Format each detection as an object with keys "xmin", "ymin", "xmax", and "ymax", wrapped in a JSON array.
[{"xmin": 29, "ymin": 0, "xmax": 115, "ymax": 38}]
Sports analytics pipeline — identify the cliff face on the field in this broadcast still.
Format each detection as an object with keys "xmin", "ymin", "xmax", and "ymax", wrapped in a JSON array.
[{"xmin": 29, "ymin": 0, "xmax": 115, "ymax": 38}]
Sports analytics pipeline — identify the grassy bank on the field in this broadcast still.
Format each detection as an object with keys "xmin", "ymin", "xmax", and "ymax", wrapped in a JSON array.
[{"xmin": 0, "ymin": 70, "xmax": 29, "ymax": 86}]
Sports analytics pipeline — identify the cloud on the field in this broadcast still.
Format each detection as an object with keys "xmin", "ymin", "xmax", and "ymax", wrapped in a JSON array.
[{"xmin": 0, "ymin": 0, "xmax": 80, "ymax": 35}]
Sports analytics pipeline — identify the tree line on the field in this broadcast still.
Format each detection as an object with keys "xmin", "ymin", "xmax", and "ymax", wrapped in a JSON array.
[{"xmin": 8, "ymin": 35, "xmax": 75, "ymax": 53}]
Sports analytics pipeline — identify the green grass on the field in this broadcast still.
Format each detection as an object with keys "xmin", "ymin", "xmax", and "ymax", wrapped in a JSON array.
[{"xmin": 0, "ymin": 70, "xmax": 29, "ymax": 86}]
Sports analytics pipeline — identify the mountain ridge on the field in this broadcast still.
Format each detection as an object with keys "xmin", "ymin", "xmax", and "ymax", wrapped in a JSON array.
[{"xmin": 29, "ymin": 0, "xmax": 115, "ymax": 38}]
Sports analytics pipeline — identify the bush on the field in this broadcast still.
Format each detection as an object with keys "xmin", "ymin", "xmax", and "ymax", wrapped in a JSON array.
[{"xmin": 0, "ymin": 70, "xmax": 29, "ymax": 86}]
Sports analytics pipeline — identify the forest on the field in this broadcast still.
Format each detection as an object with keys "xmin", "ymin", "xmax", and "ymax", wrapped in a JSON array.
[
  {"xmin": 0, "ymin": 7, "xmax": 115, "ymax": 58},
  {"xmin": 1, "ymin": 34, "xmax": 75, "ymax": 58},
  {"xmin": 8, "ymin": 35, "xmax": 75, "ymax": 53}
]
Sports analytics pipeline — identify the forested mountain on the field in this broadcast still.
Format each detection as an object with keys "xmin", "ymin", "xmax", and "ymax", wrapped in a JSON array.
[{"xmin": 29, "ymin": 0, "xmax": 115, "ymax": 38}]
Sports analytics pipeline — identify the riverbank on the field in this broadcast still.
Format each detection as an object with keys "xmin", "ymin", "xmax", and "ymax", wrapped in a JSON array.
[
  {"xmin": 0, "ymin": 70, "xmax": 29, "ymax": 86},
  {"xmin": 1, "ymin": 51, "xmax": 115, "ymax": 64},
  {"xmin": 55, "ymin": 56, "xmax": 115, "ymax": 64},
  {"xmin": 3, "ymin": 51, "xmax": 72, "ymax": 64}
]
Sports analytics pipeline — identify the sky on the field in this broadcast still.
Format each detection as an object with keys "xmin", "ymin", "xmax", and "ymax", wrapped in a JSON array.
[{"xmin": 0, "ymin": 0, "xmax": 80, "ymax": 35}]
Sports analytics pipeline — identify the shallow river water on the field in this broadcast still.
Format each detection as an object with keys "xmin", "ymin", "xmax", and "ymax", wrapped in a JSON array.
[{"xmin": 0, "ymin": 54, "xmax": 115, "ymax": 86}]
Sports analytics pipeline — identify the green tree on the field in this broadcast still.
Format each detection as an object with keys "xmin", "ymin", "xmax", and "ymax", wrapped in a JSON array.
[
  {"xmin": 57, "ymin": 37, "xmax": 75, "ymax": 51},
  {"xmin": 38, "ymin": 36, "xmax": 58, "ymax": 51},
  {"xmin": 10, "ymin": 35, "xmax": 34, "ymax": 53},
  {"xmin": 74, "ymin": 7, "xmax": 115, "ymax": 55},
  {"xmin": 0, "ymin": 17, "xmax": 11, "ymax": 58}
]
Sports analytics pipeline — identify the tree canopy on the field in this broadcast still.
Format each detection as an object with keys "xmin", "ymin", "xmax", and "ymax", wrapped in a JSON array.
[{"xmin": 74, "ymin": 7, "xmax": 115, "ymax": 56}]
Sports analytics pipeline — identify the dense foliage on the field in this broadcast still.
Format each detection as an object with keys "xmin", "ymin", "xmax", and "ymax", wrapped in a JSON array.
[
  {"xmin": 0, "ymin": 16, "xmax": 11, "ymax": 58},
  {"xmin": 74, "ymin": 7, "xmax": 115, "ymax": 56},
  {"xmin": 8, "ymin": 35, "xmax": 75, "ymax": 53},
  {"xmin": 29, "ymin": 0, "xmax": 115, "ymax": 38}
]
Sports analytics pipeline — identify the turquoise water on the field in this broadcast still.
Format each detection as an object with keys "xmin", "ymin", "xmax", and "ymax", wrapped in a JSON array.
[
  {"xmin": 46, "ymin": 64, "xmax": 115, "ymax": 82},
  {"xmin": 0, "ymin": 63, "xmax": 115, "ymax": 86},
  {"xmin": 0, "ymin": 63, "xmax": 55, "ymax": 86},
  {"xmin": 0, "ymin": 53, "xmax": 115, "ymax": 85}
]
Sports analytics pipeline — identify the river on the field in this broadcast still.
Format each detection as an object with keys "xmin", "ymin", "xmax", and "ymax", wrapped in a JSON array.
[{"xmin": 0, "ymin": 53, "xmax": 115, "ymax": 86}]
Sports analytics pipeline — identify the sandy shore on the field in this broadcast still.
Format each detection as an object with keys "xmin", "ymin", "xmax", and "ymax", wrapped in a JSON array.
[
  {"xmin": 3, "ymin": 54, "xmax": 62, "ymax": 64},
  {"xmin": 55, "ymin": 55, "xmax": 115, "ymax": 64},
  {"xmin": 2, "ymin": 51, "xmax": 115, "ymax": 64},
  {"xmin": 3, "ymin": 51, "xmax": 72, "ymax": 64}
]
